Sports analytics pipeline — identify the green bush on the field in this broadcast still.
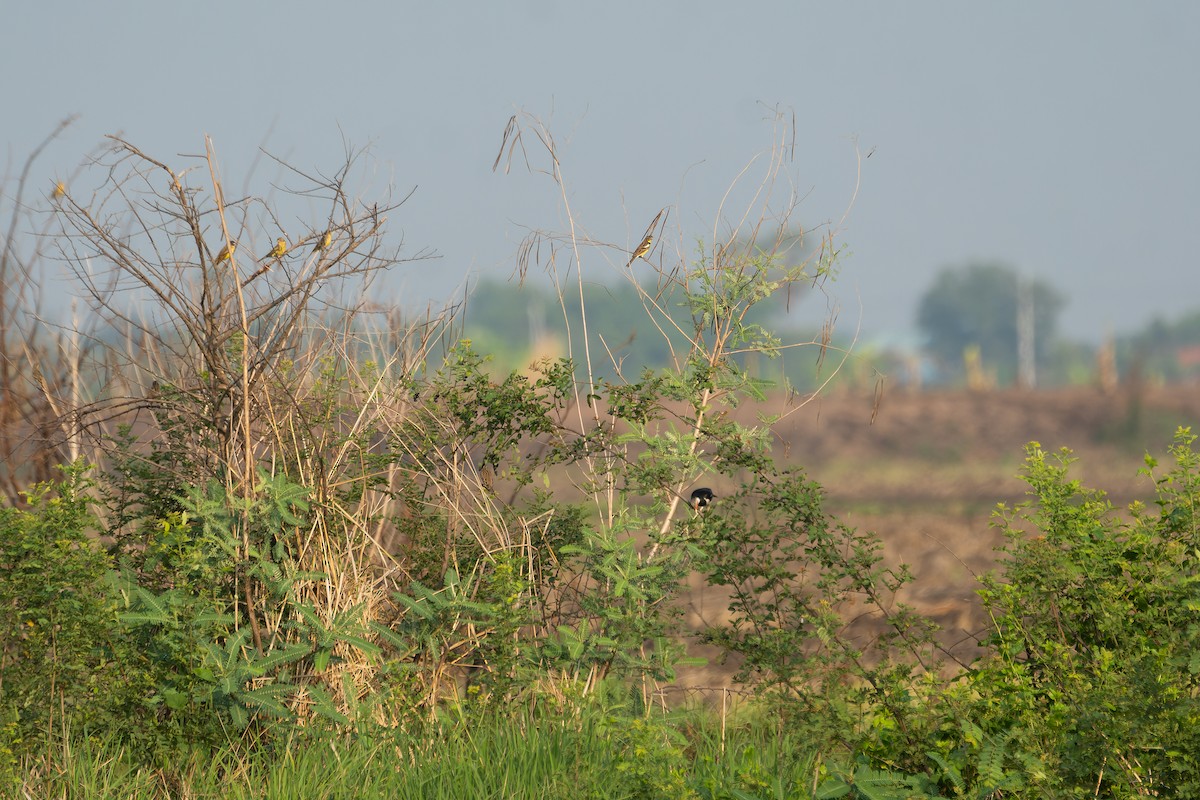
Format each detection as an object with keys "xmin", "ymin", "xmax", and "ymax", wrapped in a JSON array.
[
  {"xmin": 963, "ymin": 428, "xmax": 1200, "ymax": 797},
  {"xmin": 698, "ymin": 466, "xmax": 940, "ymax": 765},
  {"xmin": 0, "ymin": 464, "xmax": 133, "ymax": 745}
]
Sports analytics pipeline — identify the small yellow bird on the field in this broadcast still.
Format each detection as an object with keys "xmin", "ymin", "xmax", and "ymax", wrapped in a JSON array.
[
  {"xmin": 263, "ymin": 237, "xmax": 288, "ymax": 260},
  {"xmin": 214, "ymin": 239, "xmax": 238, "ymax": 265},
  {"xmin": 51, "ymin": 181, "xmax": 67, "ymax": 201},
  {"xmin": 313, "ymin": 230, "xmax": 332, "ymax": 253},
  {"xmin": 627, "ymin": 232, "xmax": 653, "ymax": 267}
]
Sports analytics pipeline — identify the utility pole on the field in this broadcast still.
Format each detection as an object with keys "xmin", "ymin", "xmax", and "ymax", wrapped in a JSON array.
[{"xmin": 1016, "ymin": 274, "xmax": 1036, "ymax": 389}]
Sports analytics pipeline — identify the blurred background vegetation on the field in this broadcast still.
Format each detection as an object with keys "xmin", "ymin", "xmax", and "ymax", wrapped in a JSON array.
[{"xmin": 461, "ymin": 258, "xmax": 1200, "ymax": 392}]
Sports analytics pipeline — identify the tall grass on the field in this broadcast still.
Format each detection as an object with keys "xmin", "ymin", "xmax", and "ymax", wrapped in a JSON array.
[{"xmin": 14, "ymin": 702, "xmax": 822, "ymax": 800}]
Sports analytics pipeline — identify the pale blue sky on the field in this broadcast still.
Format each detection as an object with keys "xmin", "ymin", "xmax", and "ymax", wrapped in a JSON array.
[{"xmin": 4, "ymin": 2, "xmax": 1198, "ymax": 344}]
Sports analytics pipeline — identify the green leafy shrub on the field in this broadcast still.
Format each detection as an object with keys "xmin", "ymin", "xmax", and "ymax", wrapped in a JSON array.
[
  {"xmin": 0, "ymin": 464, "xmax": 134, "ymax": 745},
  {"xmin": 698, "ymin": 466, "xmax": 940, "ymax": 764},
  {"xmin": 109, "ymin": 471, "xmax": 393, "ymax": 739},
  {"xmin": 965, "ymin": 428, "xmax": 1200, "ymax": 797}
]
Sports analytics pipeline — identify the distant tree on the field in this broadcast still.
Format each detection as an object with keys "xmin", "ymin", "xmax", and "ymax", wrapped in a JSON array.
[
  {"xmin": 463, "ymin": 279, "xmax": 689, "ymax": 376},
  {"xmin": 917, "ymin": 262, "xmax": 1064, "ymax": 384},
  {"xmin": 1120, "ymin": 309, "xmax": 1200, "ymax": 382},
  {"xmin": 464, "ymin": 272, "xmax": 832, "ymax": 388}
]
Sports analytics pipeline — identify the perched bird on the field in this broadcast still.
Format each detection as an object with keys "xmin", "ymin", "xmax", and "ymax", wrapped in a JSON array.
[
  {"xmin": 313, "ymin": 230, "xmax": 332, "ymax": 252},
  {"xmin": 689, "ymin": 487, "xmax": 715, "ymax": 511},
  {"xmin": 263, "ymin": 237, "xmax": 288, "ymax": 260},
  {"xmin": 214, "ymin": 239, "xmax": 238, "ymax": 264},
  {"xmin": 627, "ymin": 232, "xmax": 653, "ymax": 267},
  {"xmin": 51, "ymin": 181, "xmax": 67, "ymax": 201}
]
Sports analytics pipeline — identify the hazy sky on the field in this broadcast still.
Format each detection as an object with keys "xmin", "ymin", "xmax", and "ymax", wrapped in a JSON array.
[{"xmin": 5, "ymin": 2, "xmax": 1198, "ymax": 345}]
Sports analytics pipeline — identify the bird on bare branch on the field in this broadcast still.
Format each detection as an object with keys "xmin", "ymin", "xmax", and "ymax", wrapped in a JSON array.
[
  {"xmin": 214, "ymin": 239, "xmax": 237, "ymax": 265},
  {"xmin": 627, "ymin": 208, "xmax": 665, "ymax": 268},
  {"xmin": 627, "ymin": 232, "xmax": 653, "ymax": 268},
  {"xmin": 263, "ymin": 237, "xmax": 287, "ymax": 260}
]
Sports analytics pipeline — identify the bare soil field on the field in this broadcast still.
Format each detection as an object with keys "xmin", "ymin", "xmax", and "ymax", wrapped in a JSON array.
[{"xmin": 676, "ymin": 383, "xmax": 1200, "ymax": 691}]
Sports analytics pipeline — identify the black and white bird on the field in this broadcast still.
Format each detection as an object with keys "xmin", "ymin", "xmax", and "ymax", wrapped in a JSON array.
[{"xmin": 689, "ymin": 487, "xmax": 715, "ymax": 511}]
